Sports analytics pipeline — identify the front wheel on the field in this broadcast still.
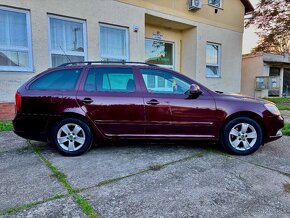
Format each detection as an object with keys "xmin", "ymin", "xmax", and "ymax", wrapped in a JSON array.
[
  {"xmin": 222, "ymin": 117, "xmax": 263, "ymax": 155},
  {"xmin": 51, "ymin": 118, "xmax": 93, "ymax": 156}
]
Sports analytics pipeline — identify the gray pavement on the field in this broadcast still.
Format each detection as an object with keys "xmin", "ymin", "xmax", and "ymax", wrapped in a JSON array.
[
  {"xmin": 0, "ymin": 132, "xmax": 289, "ymax": 217},
  {"xmin": 281, "ymin": 110, "xmax": 290, "ymax": 123}
]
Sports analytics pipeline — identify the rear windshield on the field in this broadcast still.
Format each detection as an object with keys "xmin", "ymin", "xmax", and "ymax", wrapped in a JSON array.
[{"xmin": 29, "ymin": 68, "xmax": 82, "ymax": 91}]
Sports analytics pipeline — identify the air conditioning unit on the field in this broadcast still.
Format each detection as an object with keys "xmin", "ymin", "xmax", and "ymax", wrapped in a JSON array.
[{"xmin": 188, "ymin": 0, "xmax": 202, "ymax": 10}]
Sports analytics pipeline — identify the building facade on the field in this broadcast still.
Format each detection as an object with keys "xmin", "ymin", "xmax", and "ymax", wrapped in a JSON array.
[
  {"xmin": 0, "ymin": 0, "xmax": 253, "ymax": 119},
  {"xmin": 241, "ymin": 53, "xmax": 290, "ymax": 98}
]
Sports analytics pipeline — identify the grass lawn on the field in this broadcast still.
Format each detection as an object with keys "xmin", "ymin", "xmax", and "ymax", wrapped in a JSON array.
[
  {"xmin": 264, "ymin": 97, "xmax": 290, "ymax": 110},
  {"xmin": 282, "ymin": 123, "xmax": 290, "ymax": 136},
  {"xmin": 0, "ymin": 121, "xmax": 13, "ymax": 132}
]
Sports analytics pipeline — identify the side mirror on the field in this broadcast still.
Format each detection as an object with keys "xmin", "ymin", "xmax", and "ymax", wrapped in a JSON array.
[{"xmin": 188, "ymin": 84, "xmax": 202, "ymax": 97}]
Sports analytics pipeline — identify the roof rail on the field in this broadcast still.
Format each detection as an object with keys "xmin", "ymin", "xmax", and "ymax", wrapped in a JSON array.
[{"xmin": 58, "ymin": 61, "xmax": 158, "ymax": 67}]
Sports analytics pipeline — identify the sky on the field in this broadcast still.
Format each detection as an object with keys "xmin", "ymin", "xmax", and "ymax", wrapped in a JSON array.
[{"xmin": 242, "ymin": 0, "xmax": 260, "ymax": 54}]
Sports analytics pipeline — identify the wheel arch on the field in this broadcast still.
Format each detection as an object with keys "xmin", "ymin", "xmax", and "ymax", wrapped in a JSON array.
[
  {"xmin": 221, "ymin": 111, "xmax": 265, "ymax": 144},
  {"xmin": 47, "ymin": 112, "xmax": 103, "ymax": 142}
]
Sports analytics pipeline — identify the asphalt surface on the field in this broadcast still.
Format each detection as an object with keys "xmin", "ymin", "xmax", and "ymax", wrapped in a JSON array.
[{"xmin": 0, "ymin": 131, "xmax": 289, "ymax": 217}]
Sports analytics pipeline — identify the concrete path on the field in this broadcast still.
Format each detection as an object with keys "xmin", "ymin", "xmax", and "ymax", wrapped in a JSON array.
[
  {"xmin": 0, "ymin": 132, "xmax": 289, "ymax": 217},
  {"xmin": 281, "ymin": 110, "xmax": 290, "ymax": 123}
]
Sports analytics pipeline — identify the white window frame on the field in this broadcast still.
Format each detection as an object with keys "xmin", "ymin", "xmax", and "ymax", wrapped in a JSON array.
[
  {"xmin": 145, "ymin": 38, "xmax": 175, "ymax": 70},
  {"xmin": 206, "ymin": 42, "xmax": 221, "ymax": 78},
  {"xmin": 48, "ymin": 15, "xmax": 87, "ymax": 67},
  {"xmin": 99, "ymin": 23, "xmax": 129, "ymax": 61},
  {"xmin": 208, "ymin": 0, "xmax": 222, "ymax": 8},
  {"xmin": 0, "ymin": 6, "xmax": 33, "ymax": 72}
]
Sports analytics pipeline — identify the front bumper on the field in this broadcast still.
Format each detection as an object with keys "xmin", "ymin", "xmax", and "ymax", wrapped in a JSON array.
[{"xmin": 264, "ymin": 115, "xmax": 284, "ymax": 143}]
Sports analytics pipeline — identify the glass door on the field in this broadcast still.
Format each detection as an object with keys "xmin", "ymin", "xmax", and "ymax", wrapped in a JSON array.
[{"xmin": 145, "ymin": 38, "xmax": 174, "ymax": 69}]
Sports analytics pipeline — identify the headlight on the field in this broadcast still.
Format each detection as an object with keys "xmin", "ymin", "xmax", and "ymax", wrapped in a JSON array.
[{"xmin": 264, "ymin": 103, "xmax": 281, "ymax": 116}]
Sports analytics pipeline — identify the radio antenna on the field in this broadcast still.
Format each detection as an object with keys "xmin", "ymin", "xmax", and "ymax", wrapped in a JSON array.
[{"xmin": 59, "ymin": 45, "xmax": 72, "ymax": 63}]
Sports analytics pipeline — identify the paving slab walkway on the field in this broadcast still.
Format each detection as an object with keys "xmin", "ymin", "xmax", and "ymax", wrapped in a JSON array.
[{"xmin": 0, "ymin": 131, "xmax": 289, "ymax": 218}]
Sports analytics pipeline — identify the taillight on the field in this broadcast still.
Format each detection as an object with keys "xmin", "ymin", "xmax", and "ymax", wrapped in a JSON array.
[{"xmin": 15, "ymin": 92, "xmax": 22, "ymax": 112}]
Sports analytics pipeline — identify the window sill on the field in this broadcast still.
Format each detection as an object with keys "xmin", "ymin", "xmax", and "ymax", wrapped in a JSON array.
[
  {"xmin": 206, "ymin": 76, "xmax": 221, "ymax": 79},
  {"xmin": 208, "ymin": 4, "xmax": 223, "ymax": 10},
  {"xmin": 0, "ymin": 67, "xmax": 34, "ymax": 73}
]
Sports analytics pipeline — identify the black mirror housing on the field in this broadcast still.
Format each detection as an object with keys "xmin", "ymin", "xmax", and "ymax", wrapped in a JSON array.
[{"xmin": 188, "ymin": 84, "xmax": 202, "ymax": 97}]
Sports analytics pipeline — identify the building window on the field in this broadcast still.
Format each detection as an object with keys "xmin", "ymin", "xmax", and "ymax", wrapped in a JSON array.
[
  {"xmin": 208, "ymin": 0, "xmax": 222, "ymax": 8},
  {"xmin": 206, "ymin": 42, "xmax": 221, "ymax": 78},
  {"xmin": 49, "ymin": 16, "xmax": 87, "ymax": 67},
  {"xmin": 0, "ymin": 7, "xmax": 32, "ymax": 71},
  {"xmin": 100, "ymin": 24, "xmax": 129, "ymax": 61},
  {"xmin": 145, "ymin": 38, "xmax": 174, "ymax": 69}
]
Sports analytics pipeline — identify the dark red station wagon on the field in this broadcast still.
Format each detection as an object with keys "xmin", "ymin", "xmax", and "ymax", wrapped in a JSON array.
[{"xmin": 13, "ymin": 62, "xmax": 284, "ymax": 156}]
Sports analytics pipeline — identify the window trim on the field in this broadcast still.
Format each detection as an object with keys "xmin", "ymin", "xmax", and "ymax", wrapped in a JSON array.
[
  {"xmin": 208, "ymin": 0, "xmax": 222, "ymax": 9},
  {"xmin": 0, "ymin": 6, "xmax": 33, "ymax": 72},
  {"xmin": 206, "ymin": 42, "xmax": 221, "ymax": 78},
  {"xmin": 48, "ymin": 15, "xmax": 88, "ymax": 67},
  {"xmin": 145, "ymin": 38, "xmax": 175, "ymax": 70},
  {"xmin": 99, "ymin": 23, "xmax": 129, "ymax": 62}
]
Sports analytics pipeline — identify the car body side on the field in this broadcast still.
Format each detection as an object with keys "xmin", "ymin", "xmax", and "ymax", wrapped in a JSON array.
[{"xmin": 13, "ymin": 65, "xmax": 284, "ymax": 144}]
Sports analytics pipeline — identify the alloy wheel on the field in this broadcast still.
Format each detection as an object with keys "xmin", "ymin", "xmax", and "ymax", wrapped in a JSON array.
[
  {"xmin": 228, "ymin": 122, "xmax": 257, "ymax": 151},
  {"xmin": 57, "ymin": 123, "xmax": 86, "ymax": 152}
]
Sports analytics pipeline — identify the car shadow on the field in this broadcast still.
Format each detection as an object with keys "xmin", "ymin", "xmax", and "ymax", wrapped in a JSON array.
[{"xmin": 30, "ymin": 139, "xmax": 224, "ymax": 156}]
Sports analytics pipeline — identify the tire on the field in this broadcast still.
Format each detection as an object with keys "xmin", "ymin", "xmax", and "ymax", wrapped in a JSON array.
[
  {"xmin": 51, "ymin": 118, "xmax": 93, "ymax": 156},
  {"xmin": 222, "ymin": 117, "xmax": 263, "ymax": 155}
]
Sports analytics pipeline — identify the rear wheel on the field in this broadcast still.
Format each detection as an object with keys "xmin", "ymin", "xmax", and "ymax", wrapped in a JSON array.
[
  {"xmin": 222, "ymin": 117, "xmax": 263, "ymax": 155},
  {"xmin": 51, "ymin": 118, "xmax": 93, "ymax": 156}
]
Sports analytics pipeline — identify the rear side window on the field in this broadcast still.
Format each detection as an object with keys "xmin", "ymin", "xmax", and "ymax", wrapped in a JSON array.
[
  {"xmin": 29, "ymin": 69, "xmax": 82, "ymax": 90},
  {"xmin": 84, "ymin": 67, "xmax": 135, "ymax": 92}
]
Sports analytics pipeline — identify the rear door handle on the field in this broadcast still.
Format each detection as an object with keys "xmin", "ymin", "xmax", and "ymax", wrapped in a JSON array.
[
  {"xmin": 81, "ymin": 97, "xmax": 93, "ymax": 104},
  {"xmin": 146, "ymin": 99, "xmax": 160, "ymax": 105}
]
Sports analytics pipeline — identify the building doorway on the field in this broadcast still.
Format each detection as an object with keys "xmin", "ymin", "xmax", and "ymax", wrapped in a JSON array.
[
  {"xmin": 268, "ymin": 67, "xmax": 280, "ymax": 96},
  {"xmin": 145, "ymin": 38, "xmax": 175, "ymax": 69},
  {"xmin": 283, "ymin": 68, "xmax": 290, "ymax": 96}
]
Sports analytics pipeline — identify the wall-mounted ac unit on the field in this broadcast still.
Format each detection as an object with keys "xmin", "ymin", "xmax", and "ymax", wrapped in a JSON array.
[{"xmin": 188, "ymin": 0, "xmax": 202, "ymax": 10}]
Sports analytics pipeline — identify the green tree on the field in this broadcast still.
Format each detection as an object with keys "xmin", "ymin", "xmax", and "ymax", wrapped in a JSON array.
[{"xmin": 246, "ymin": 0, "xmax": 290, "ymax": 54}]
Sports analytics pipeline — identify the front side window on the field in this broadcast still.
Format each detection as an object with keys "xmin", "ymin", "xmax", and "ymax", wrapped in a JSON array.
[
  {"xmin": 0, "ymin": 7, "xmax": 32, "ymax": 71},
  {"xmin": 84, "ymin": 68, "xmax": 135, "ymax": 92},
  {"xmin": 208, "ymin": 0, "xmax": 222, "ymax": 8},
  {"xmin": 206, "ymin": 42, "xmax": 221, "ymax": 78},
  {"xmin": 49, "ymin": 17, "xmax": 86, "ymax": 67},
  {"xmin": 100, "ymin": 24, "xmax": 129, "ymax": 61},
  {"xmin": 29, "ymin": 68, "xmax": 82, "ymax": 90},
  {"xmin": 140, "ymin": 69, "xmax": 190, "ymax": 94},
  {"xmin": 145, "ymin": 39, "xmax": 174, "ymax": 69}
]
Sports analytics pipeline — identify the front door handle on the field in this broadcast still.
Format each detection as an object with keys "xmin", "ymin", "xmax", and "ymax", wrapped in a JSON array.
[
  {"xmin": 81, "ymin": 97, "xmax": 93, "ymax": 104},
  {"xmin": 146, "ymin": 99, "xmax": 160, "ymax": 105}
]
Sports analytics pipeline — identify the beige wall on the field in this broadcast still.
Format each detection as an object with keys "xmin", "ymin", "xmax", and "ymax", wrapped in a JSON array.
[
  {"xmin": 193, "ymin": 24, "xmax": 243, "ymax": 93},
  {"xmin": 118, "ymin": 0, "xmax": 245, "ymax": 32},
  {"xmin": 241, "ymin": 54, "xmax": 264, "ymax": 97},
  {"xmin": 0, "ymin": 0, "xmax": 145, "ymax": 101},
  {"xmin": 0, "ymin": 0, "xmax": 245, "ymax": 101}
]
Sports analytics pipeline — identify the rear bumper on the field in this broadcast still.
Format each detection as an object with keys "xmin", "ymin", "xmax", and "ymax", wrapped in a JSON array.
[{"xmin": 13, "ymin": 113, "xmax": 56, "ymax": 142}]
